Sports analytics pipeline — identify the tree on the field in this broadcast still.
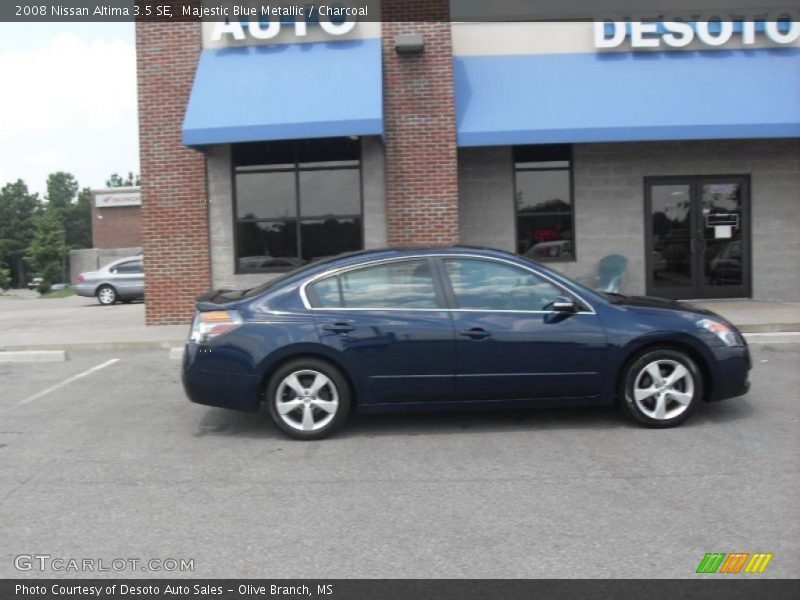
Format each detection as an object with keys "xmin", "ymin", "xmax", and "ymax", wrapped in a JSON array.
[
  {"xmin": 46, "ymin": 172, "xmax": 79, "ymax": 217},
  {"xmin": 0, "ymin": 179, "xmax": 41, "ymax": 286},
  {"xmin": 106, "ymin": 171, "xmax": 140, "ymax": 187},
  {"xmin": 63, "ymin": 187, "xmax": 92, "ymax": 250},
  {"xmin": 44, "ymin": 172, "xmax": 91, "ymax": 250},
  {"xmin": 26, "ymin": 211, "xmax": 68, "ymax": 293}
]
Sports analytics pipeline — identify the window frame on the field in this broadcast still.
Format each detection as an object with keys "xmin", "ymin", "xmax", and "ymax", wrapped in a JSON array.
[
  {"xmin": 513, "ymin": 145, "xmax": 576, "ymax": 263},
  {"xmin": 231, "ymin": 139, "xmax": 365, "ymax": 274},
  {"xmin": 300, "ymin": 254, "xmax": 595, "ymax": 314},
  {"xmin": 110, "ymin": 260, "xmax": 143, "ymax": 274},
  {"xmin": 306, "ymin": 257, "xmax": 448, "ymax": 310},
  {"xmin": 436, "ymin": 256, "xmax": 586, "ymax": 313}
]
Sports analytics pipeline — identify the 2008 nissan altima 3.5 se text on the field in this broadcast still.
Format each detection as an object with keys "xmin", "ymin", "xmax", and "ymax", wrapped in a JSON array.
[{"xmin": 182, "ymin": 247, "xmax": 750, "ymax": 440}]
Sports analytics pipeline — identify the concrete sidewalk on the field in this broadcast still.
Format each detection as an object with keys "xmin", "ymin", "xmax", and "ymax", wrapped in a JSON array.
[
  {"xmin": 691, "ymin": 299, "xmax": 800, "ymax": 333},
  {"xmin": 0, "ymin": 291, "xmax": 798, "ymax": 352},
  {"xmin": 0, "ymin": 293, "xmax": 186, "ymax": 351}
]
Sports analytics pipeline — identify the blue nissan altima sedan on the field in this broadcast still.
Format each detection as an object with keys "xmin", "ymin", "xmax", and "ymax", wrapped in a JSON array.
[{"xmin": 182, "ymin": 247, "xmax": 751, "ymax": 440}]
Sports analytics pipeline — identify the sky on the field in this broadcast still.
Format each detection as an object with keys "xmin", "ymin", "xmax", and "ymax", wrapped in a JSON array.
[{"xmin": 0, "ymin": 22, "xmax": 139, "ymax": 197}]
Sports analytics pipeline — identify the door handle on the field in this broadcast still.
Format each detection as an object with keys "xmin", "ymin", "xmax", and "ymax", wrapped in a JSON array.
[
  {"xmin": 322, "ymin": 322, "xmax": 355, "ymax": 334},
  {"xmin": 458, "ymin": 327, "xmax": 492, "ymax": 340}
]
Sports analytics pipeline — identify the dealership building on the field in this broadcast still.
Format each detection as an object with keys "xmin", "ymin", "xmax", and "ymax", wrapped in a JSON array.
[{"xmin": 135, "ymin": 3, "xmax": 800, "ymax": 324}]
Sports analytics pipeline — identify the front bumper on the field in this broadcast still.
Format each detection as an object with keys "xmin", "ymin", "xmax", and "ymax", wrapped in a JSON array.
[{"xmin": 707, "ymin": 344, "xmax": 751, "ymax": 402}]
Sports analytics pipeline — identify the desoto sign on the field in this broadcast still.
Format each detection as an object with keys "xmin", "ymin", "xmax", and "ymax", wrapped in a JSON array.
[{"xmin": 595, "ymin": 18, "xmax": 800, "ymax": 49}]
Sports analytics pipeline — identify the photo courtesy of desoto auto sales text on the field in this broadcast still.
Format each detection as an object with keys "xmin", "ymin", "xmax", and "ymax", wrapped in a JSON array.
[{"xmin": 0, "ymin": 1, "xmax": 798, "ymax": 599}]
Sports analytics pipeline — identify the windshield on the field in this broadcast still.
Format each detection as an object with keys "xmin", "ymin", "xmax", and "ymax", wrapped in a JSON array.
[{"xmin": 515, "ymin": 254, "xmax": 611, "ymax": 304}]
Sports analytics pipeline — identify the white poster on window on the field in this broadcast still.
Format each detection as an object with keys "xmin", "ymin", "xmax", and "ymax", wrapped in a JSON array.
[{"xmin": 714, "ymin": 225, "xmax": 733, "ymax": 239}]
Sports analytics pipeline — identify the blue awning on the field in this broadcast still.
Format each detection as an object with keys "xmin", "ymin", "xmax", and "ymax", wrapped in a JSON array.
[
  {"xmin": 183, "ymin": 39, "xmax": 383, "ymax": 147},
  {"xmin": 455, "ymin": 48, "xmax": 800, "ymax": 146}
]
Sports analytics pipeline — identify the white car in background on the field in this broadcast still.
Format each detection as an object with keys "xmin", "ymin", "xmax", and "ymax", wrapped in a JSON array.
[{"xmin": 75, "ymin": 256, "xmax": 144, "ymax": 305}]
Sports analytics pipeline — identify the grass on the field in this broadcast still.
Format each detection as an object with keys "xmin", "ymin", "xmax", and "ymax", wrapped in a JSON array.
[{"xmin": 39, "ymin": 287, "xmax": 77, "ymax": 299}]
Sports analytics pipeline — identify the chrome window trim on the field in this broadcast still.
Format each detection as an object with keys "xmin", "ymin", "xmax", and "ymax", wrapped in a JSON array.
[{"xmin": 299, "ymin": 253, "xmax": 597, "ymax": 315}]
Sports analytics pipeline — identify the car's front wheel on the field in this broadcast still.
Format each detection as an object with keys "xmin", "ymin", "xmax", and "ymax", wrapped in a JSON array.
[
  {"xmin": 96, "ymin": 285, "xmax": 117, "ymax": 305},
  {"xmin": 266, "ymin": 358, "xmax": 351, "ymax": 440},
  {"xmin": 621, "ymin": 348, "xmax": 703, "ymax": 428}
]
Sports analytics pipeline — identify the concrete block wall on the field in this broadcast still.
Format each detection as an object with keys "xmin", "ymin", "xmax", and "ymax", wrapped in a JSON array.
[
  {"xmin": 570, "ymin": 139, "xmax": 800, "ymax": 299},
  {"xmin": 458, "ymin": 147, "xmax": 515, "ymax": 252},
  {"xmin": 458, "ymin": 138, "xmax": 800, "ymax": 300}
]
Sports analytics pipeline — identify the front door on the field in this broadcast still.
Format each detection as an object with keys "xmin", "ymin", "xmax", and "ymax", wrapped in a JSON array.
[
  {"xmin": 645, "ymin": 176, "xmax": 751, "ymax": 299},
  {"xmin": 440, "ymin": 257, "xmax": 607, "ymax": 401}
]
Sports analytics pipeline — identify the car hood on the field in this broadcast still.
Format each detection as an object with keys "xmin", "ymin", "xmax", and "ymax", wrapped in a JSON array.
[{"xmin": 607, "ymin": 294, "xmax": 716, "ymax": 317}]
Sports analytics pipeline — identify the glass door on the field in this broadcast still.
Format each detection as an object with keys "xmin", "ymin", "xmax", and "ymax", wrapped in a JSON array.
[
  {"xmin": 698, "ymin": 177, "xmax": 750, "ymax": 299},
  {"xmin": 645, "ymin": 176, "xmax": 750, "ymax": 299}
]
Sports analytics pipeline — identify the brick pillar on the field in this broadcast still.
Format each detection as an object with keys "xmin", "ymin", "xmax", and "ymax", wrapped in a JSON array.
[
  {"xmin": 382, "ymin": 1, "xmax": 459, "ymax": 246},
  {"xmin": 136, "ymin": 20, "xmax": 210, "ymax": 325}
]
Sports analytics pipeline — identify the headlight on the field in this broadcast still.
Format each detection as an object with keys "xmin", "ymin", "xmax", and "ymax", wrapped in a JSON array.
[{"xmin": 697, "ymin": 318, "xmax": 741, "ymax": 347}]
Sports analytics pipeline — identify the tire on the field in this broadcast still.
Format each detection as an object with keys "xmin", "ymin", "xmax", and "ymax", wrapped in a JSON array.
[
  {"xmin": 620, "ymin": 348, "xmax": 703, "ymax": 428},
  {"xmin": 96, "ymin": 285, "xmax": 117, "ymax": 305},
  {"xmin": 265, "ymin": 358, "xmax": 351, "ymax": 440}
]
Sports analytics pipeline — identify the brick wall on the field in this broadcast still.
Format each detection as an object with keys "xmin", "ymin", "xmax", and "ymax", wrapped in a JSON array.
[
  {"xmin": 382, "ymin": 1, "xmax": 459, "ymax": 246},
  {"xmin": 90, "ymin": 204, "xmax": 141, "ymax": 249},
  {"xmin": 136, "ymin": 19, "xmax": 210, "ymax": 325}
]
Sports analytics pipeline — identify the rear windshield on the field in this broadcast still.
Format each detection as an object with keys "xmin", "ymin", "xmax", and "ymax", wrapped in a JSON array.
[{"xmin": 240, "ymin": 255, "xmax": 345, "ymax": 299}]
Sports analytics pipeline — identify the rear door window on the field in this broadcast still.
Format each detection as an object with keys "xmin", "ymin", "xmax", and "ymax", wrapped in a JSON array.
[
  {"xmin": 112, "ymin": 261, "xmax": 143, "ymax": 274},
  {"xmin": 308, "ymin": 260, "xmax": 439, "ymax": 309}
]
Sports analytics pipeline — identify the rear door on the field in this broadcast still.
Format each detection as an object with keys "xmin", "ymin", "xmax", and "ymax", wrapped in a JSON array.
[
  {"xmin": 440, "ymin": 257, "xmax": 607, "ymax": 401},
  {"xmin": 307, "ymin": 258, "xmax": 456, "ymax": 404}
]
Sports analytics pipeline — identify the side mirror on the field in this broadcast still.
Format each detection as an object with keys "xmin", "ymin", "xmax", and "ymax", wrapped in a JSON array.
[{"xmin": 551, "ymin": 296, "xmax": 577, "ymax": 313}]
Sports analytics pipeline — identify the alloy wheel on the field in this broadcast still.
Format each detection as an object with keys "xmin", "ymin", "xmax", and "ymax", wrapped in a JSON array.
[
  {"xmin": 275, "ymin": 369, "xmax": 339, "ymax": 432},
  {"xmin": 632, "ymin": 359, "xmax": 695, "ymax": 420}
]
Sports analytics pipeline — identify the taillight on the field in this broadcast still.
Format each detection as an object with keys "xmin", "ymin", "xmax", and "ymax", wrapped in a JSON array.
[
  {"xmin": 77, "ymin": 274, "xmax": 85, "ymax": 283},
  {"xmin": 189, "ymin": 310, "xmax": 243, "ymax": 343}
]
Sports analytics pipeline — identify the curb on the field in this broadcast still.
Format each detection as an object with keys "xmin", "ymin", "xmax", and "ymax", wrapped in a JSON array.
[
  {"xmin": 736, "ymin": 323, "xmax": 800, "ymax": 333},
  {"xmin": 0, "ymin": 350, "xmax": 67, "ymax": 363}
]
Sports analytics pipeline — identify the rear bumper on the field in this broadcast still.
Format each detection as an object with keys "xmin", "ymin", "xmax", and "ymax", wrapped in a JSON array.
[
  {"xmin": 181, "ymin": 344, "xmax": 261, "ymax": 412},
  {"xmin": 74, "ymin": 283, "xmax": 96, "ymax": 298}
]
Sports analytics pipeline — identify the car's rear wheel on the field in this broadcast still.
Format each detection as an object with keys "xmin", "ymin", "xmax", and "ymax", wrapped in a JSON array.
[
  {"xmin": 266, "ymin": 358, "xmax": 351, "ymax": 440},
  {"xmin": 96, "ymin": 285, "xmax": 117, "ymax": 305},
  {"xmin": 621, "ymin": 348, "xmax": 702, "ymax": 428}
]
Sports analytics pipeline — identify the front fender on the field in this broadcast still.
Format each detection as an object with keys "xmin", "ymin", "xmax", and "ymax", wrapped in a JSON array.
[{"xmin": 605, "ymin": 331, "xmax": 719, "ymax": 400}]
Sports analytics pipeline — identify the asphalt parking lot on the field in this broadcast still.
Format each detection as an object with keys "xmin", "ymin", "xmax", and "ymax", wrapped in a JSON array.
[{"xmin": 1, "ymin": 341, "xmax": 798, "ymax": 579}]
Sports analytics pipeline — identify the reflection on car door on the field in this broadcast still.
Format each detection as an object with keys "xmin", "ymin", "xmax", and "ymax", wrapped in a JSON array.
[
  {"xmin": 440, "ymin": 258, "xmax": 607, "ymax": 401},
  {"xmin": 308, "ymin": 258, "xmax": 456, "ymax": 404},
  {"xmin": 111, "ymin": 260, "xmax": 144, "ymax": 298}
]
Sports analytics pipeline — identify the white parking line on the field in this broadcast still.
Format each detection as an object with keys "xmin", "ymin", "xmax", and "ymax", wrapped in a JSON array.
[{"xmin": 12, "ymin": 358, "xmax": 120, "ymax": 409}]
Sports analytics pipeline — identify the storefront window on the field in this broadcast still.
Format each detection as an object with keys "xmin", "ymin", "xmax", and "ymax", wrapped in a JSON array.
[
  {"xmin": 233, "ymin": 138, "xmax": 362, "ymax": 273},
  {"xmin": 514, "ymin": 145, "xmax": 575, "ymax": 262}
]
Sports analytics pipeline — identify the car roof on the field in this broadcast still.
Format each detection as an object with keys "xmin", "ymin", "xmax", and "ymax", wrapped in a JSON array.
[{"xmin": 311, "ymin": 245, "xmax": 520, "ymax": 270}]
